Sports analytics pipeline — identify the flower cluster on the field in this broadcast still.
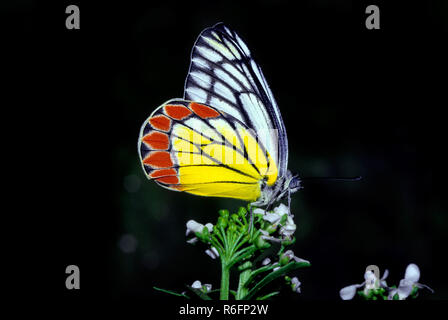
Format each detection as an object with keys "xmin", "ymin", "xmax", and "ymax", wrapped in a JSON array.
[
  {"xmin": 340, "ymin": 263, "xmax": 433, "ymax": 300},
  {"xmin": 183, "ymin": 204, "xmax": 310, "ymax": 300}
]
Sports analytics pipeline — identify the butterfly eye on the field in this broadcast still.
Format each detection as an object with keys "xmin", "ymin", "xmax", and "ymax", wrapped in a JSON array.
[{"xmin": 289, "ymin": 176, "xmax": 301, "ymax": 190}]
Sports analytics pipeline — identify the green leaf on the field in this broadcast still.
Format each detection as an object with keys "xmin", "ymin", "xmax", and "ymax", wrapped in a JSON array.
[
  {"xmin": 256, "ymin": 291, "xmax": 280, "ymax": 300},
  {"xmin": 153, "ymin": 286, "xmax": 190, "ymax": 299},
  {"xmin": 242, "ymin": 260, "xmax": 310, "ymax": 300},
  {"xmin": 245, "ymin": 265, "xmax": 275, "ymax": 285}
]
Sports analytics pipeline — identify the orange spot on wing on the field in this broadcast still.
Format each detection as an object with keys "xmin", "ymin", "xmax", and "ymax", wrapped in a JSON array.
[
  {"xmin": 149, "ymin": 115, "xmax": 171, "ymax": 131},
  {"xmin": 156, "ymin": 176, "xmax": 179, "ymax": 184},
  {"xmin": 165, "ymin": 105, "xmax": 192, "ymax": 120},
  {"xmin": 150, "ymin": 169, "xmax": 177, "ymax": 178},
  {"xmin": 190, "ymin": 102, "xmax": 220, "ymax": 119},
  {"xmin": 143, "ymin": 151, "xmax": 173, "ymax": 168},
  {"xmin": 142, "ymin": 131, "xmax": 170, "ymax": 150}
]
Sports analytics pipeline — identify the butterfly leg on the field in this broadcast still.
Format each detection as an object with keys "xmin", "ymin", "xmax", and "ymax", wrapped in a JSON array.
[
  {"xmin": 288, "ymin": 188, "xmax": 292, "ymax": 211},
  {"xmin": 248, "ymin": 205, "xmax": 254, "ymax": 234}
]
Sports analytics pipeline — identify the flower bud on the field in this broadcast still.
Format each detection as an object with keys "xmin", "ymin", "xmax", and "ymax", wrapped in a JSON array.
[
  {"xmin": 219, "ymin": 209, "xmax": 229, "ymax": 220},
  {"xmin": 217, "ymin": 216, "xmax": 228, "ymax": 229},
  {"xmin": 255, "ymin": 235, "xmax": 270, "ymax": 249},
  {"xmin": 279, "ymin": 253, "xmax": 291, "ymax": 266},
  {"xmin": 237, "ymin": 207, "xmax": 247, "ymax": 217}
]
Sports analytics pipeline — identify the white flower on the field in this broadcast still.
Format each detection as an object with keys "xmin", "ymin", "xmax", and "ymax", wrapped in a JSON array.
[
  {"xmin": 340, "ymin": 267, "xmax": 389, "ymax": 300},
  {"xmin": 364, "ymin": 270, "xmax": 377, "ymax": 289},
  {"xmin": 291, "ymin": 277, "xmax": 301, "ymax": 293},
  {"xmin": 263, "ymin": 212, "xmax": 282, "ymax": 224},
  {"xmin": 261, "ymin": 204, "xmax": 290, "ymax": 225},
  {"xmin": 191, "ymin": 280, "xmax": 212, "ymax": 292},
  {"xmin": 253, "ymin": 208, "xmax": 266, "ymax": 215},
  {"xmin": 279, "ymin": 216, "xmax": 296, "ymax": 239},
  {"xmin": 191, "ymin": 280, "xmax": 202, "ymax": 289},
  {"xmin": 258, "ymin": 204, "xmax": 297, "ymax": 241},
  {"xmin": 388, "ymin": 263, "xmax": 433, "ymax": 300},
  {"xmin": 274, "ymin": 203, "xmax": 290, "ymax": 216},
  {"xmin": 363, "ymin": 269, "xmax": 389, "ymax": 295},
  {"xmin": 186, "ymin": 220, "xmax": 213, "ymax": 236},
  {"xmin": 205, "ymin": 247, "xmax": 220, "ymax": 259}
]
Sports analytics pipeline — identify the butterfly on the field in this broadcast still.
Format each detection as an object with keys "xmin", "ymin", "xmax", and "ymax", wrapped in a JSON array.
[{"xmin": 138, "ymin": 23, "xmax": 302, "ymax": 209}]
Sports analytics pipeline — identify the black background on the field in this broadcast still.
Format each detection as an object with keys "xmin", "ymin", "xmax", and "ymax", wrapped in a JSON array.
[{"xmin": 6, "ymin": 0, "xmax": 448, "ymax": 312}]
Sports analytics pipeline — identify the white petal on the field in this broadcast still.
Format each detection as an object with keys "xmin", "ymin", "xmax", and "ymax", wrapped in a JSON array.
[
  {"xmin": 211, "ymin": 246, "xmax": 219, "ymax": 257},
  {"xmin": 205, "ymin": 249, "xmax": 218, "ymax": 259},
  {"xmin": 397, "ymin": 279, "xmax": 414, "ymax": 299},
  {"xmin": 253, "ymin": 208, "xmax": 265, "ymax": 214},
  {"xmin": 186, "ymin": 220, "xmax": 204, "ymax": 234},
  {"xmin": 186, "ymin": 237, "xmax": 198, "ymax": 244},
  {"xmin": 405, "ymin": 263, "xmax": 420, "ymax": 283},
  {"xmin": 293, "ymin": 256, "xmax": 310, "ymax": 264},
  {"xmin": 205, "ymin": 223, "xmax": 214, "ymax": 232},
  {"xmin": 263, "ymin": 213, "xmax": 281, "ymax": 224},
  {"xmin": 291, "ymin": 277, "xmax": 301, "ymax": 293},
  {"xmin": 364, "ymin": 270, "xmax": 378, "ymax": 289},
  {"xmin": 204, "ymin": 284, "xmax": 212, "ymax": 292},
  {"xmin": 273, "ymin": 203, "xmax": 289, "ymax": 215},
  {"xmin": 191, "ymin": 280, "xmax": 202, "ymax": 289},
  {"xmin": 416, "ymin": 283, "xmax": 434, "ymax": 293},
  {"xmin": 381, "ymin": 269, "xmax": 389, "ymax": 281},
  {"xmin": 340, "ymin": 284, "xmax": 363, "ymax": 300},
  {"xmin": 280, "ymin": 216, "xmax": 296, "ymax": 236},
  {"xmin": 262, "ymin": 258, "xmax": 271, "ymax": 266},
  {"xmin": 364, "ymin": 270, "xmax": 377, "ymax": 282},
  {"xmin": 291, "ymin": 277, "xmax": 301, "ymax": 286}
]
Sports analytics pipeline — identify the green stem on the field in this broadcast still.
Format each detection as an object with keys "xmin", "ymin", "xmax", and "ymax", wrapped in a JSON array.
[{"xmin": 220, "ymin": 261, "xmax": 230, "ymax": 300}]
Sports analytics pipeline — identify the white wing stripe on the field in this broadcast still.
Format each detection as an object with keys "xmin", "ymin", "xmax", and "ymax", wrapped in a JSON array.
[
  {"xmin": 213, "ymin": 82, "xmax": 236, "ymax": 104},
  {"xmin": 214, "ymin": 68, "xmax": 242, "ymax": 91},
  {"xmin": 223, "ymin": 38, "xmax": 241, "ymax": 60},
  {"xmin": 197, "ymin": 46, "xmax": 222, "ymax": 63},
  {"xmin": 192, "ymin": 57, "xmax": 210, "ymax": 70},
  {"xmin": 202, "ymin": 36, "xmax": 235, "ymax": 60},
  {"xmin": 235, "ymin": 33, "xmax": 251, "ymax": 56},
  {"xmin": 185, "ymin": 87, "xmax": 208, "ymax": 102},
  {"xmin": 190, "ymin": 71, "xmax": 212, "ymax": 89},
  {"xmin": 210, "ymin": 97, "xmax": 243, "ymax": 122},
  {"xmin": 222, "ymin": 63, "xmax": 250, "ymax": 89}
]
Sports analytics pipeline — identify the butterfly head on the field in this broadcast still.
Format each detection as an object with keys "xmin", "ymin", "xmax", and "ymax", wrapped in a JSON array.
[{"xmin": 288, "ymin": 174, "xmax": 302, "ymax": 194}]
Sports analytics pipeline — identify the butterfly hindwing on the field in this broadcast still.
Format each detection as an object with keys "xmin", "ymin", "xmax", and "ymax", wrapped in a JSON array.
[
  {"xmin": 184, "ymin": 23, "xmax": 289, "ymax": 179},
  {"xmin": 138, "ymin": 99, "xmax": 278, "ymax": 201}
]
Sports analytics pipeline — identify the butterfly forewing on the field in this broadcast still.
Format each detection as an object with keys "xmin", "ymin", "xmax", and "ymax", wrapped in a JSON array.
[{"xmin": 184, "ymin": 23, "xmax": 289, "ymax": 179}]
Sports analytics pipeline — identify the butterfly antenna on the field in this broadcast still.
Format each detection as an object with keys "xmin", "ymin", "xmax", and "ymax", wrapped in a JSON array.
[{"xmin": 300, "ymin": 176, "xmax": 362, "ymax": 182}]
